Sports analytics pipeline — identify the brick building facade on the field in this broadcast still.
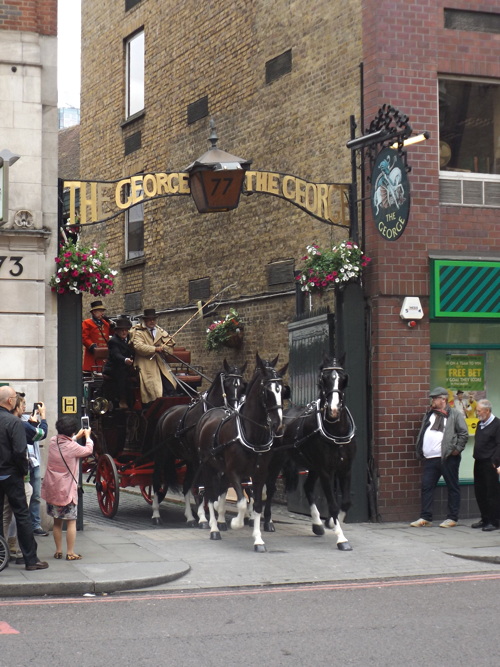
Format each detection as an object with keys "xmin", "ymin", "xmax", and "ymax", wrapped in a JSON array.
[{"xmin": 77, "ymin": 0, "xmax": 500, "ymax": 521}]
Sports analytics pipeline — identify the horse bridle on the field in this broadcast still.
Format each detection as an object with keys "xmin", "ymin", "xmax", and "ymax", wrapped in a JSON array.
[
  {"xmin": 319, "ymin": 366, "xmax": 345, "ymax": 424},
  {"xmin": 219, "ymin": 370, "xmax": 245, "ymax": 410},
  {"xmin": 220, "ymin": 371, "xmax": 285, "ymax": 453}
]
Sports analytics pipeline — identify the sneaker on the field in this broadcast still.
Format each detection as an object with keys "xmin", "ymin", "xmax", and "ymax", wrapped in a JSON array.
[
  {"xmin": 33, "ymin": 528, "xmax": 49, "ymax": 536},
  {"xmin": 439, "ymin": 519, "xmax": 457, "ymax": 528},
  {"xmin": 410, "ymin": 518, "xmax": 432, "ymax": 527}
]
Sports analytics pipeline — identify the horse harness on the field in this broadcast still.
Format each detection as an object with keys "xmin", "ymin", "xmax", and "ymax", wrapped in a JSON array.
[
  {"xmin": 205, "ymin": 373, "xmax": 284, "ymax": 458},
  {"xmin": 175, "ymin": 370, "xmax": 243, "ymax": 441},
  {"xmin": 278, "ymin": 365, "xmax": 356, "ymax": 453}
]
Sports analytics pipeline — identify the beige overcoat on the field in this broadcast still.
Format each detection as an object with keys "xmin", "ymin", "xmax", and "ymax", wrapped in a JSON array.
[{"xmin": 130, "ymin": 323, "xmax": 177, "ymax": 403}]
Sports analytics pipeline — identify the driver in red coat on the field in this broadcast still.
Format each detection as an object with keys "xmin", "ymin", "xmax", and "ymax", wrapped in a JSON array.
[{"xmin": 82, "ymin": 300, "xmax": 113, "ymax": 373}]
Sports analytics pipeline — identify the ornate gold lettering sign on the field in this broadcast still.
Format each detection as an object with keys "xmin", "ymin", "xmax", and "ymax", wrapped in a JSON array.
[{"xmin": 63, "ymin": 171, "xmax": 350, "ymax": 228}]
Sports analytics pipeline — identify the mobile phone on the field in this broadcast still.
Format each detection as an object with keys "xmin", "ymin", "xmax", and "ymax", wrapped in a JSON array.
[
  {"xmin": 32, "ymin": 402, "xmax": 40, "ymax": 415},
  {"xmin": 81, "ymin": 416, "xmax": 90, "ymax": 429}
]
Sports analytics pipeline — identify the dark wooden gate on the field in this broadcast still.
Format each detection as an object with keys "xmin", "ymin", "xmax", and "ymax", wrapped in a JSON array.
[{"xmin": 286, "ymin": 290, "xmax": 370, "ymax": 523}]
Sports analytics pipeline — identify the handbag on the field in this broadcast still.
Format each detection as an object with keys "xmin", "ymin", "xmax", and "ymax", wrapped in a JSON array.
[{"xmin": 56, "ymin": 437, "xmax": 84, "ymax": 498}]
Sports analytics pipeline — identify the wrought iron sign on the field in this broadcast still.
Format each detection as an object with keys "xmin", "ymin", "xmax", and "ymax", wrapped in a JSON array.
[{"xmin": 347, "ymin": 105, "xmax": 427, "ymax": 242}]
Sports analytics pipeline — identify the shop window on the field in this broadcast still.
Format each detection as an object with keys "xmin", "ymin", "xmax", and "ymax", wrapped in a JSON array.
[
  {"xmin": 431, "ymin": 322, "xmax": 500, "ymax": 482},
  {"xmin": 126, "ymin": 30, "xmax": 145, "ymax": 119}
]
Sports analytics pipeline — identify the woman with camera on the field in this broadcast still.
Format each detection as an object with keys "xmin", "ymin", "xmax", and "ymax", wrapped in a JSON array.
[{"xmin": 41, "ymin": 416, "xmax": 93, "ymax": 560}]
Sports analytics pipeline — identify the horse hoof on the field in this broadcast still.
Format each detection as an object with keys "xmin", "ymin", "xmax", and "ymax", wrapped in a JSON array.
[
  {"xmin": 151, "ymin": 518, "xmax": 161, "ymax": 527},
  {"xmin": 186, "ymin": 520, "xmax": 197, "ymax": 528},
  {"xmin": 210, "ymin": 531, "xmax": 221, "ymax": 541},
  {"xmin": 312, "ymin": 523, "xmax": 325, "ymax": 536},
  {"xmin": 264, "ymin": 521, "xmax": 275, "ymax": 533},
  {"xmin": 217, "ymin": 522, "xmax": 228, "ymax": 531},
  {"xmin": 254, "ymin": 544, "xmax": 267, "ymax": 553},
  {"xmin": 337, "ymin": 541, "xmax": 353, "ymax": 551},
  {"xmin": 198, "ymin": 522, "xmax": 210, "ymax": 530}
]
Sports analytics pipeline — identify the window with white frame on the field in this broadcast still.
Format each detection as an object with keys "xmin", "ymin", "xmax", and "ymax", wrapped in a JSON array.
[
  {"xmin": 439, "ymin": 77, "xmax": 500, "ymax": 206},
  {"xmin": 124, "ymin": 182, "xmax": 144, "ymax": 260},
  {"xmin": 126, "ymin": 30, "xmax": 145, "ymax": 118}
]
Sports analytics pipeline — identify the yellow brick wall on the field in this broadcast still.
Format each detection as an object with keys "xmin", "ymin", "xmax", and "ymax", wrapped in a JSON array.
[{"xmin": 79, "ymin": 0, "xmax": 362, "ymax": 381}]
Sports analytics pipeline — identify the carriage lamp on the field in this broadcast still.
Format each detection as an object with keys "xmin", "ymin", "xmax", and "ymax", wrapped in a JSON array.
[{"xmin": 185, "ymin": 119, "xmax": 251, "ymax": 213}]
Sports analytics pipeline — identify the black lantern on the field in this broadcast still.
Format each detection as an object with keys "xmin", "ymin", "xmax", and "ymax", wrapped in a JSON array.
[{"xmin": 186, "ymin": 120, "xmax": 251, "ymax": 213}]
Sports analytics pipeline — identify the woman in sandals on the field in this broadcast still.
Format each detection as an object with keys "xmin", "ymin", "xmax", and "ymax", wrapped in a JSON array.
[{"xmin": 41, "ymin": 416, "xmax": 93, "ymax": 560}]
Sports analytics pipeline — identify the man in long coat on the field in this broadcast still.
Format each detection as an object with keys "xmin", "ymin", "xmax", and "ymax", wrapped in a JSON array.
[{"xmin": 130, "ymin": 308, "xmax": 177, "ymax": 404}]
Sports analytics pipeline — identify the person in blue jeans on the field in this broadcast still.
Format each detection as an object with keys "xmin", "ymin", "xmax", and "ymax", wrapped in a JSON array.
[
  {"xmin": 18, "ymin": 396, "xmax": 48, "ymax": 536},
  {"xmin": 411, "ymin": 387, "xmax": 468, "ymax": 528}
]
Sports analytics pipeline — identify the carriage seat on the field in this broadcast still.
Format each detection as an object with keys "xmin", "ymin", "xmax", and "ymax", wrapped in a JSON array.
[{"xmin": 165, "ymin": 347, "xmax": 203, "ymax": 389}]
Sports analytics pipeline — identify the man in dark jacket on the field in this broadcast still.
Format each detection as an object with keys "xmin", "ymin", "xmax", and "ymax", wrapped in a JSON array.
[
  {"xmin": 0, "ymin": 386, "xmax": 48, "ymax": 570},
  {"xmin": 471, "ymin": 399, "xmax": 500, "ymax": 531},
  {"xmin": 411, "ymin": 387, "xmax": 468, "ymax": 528},
  {"xmin": 103, "ymin": 317, "xmax": 136, "ymax": 409}
]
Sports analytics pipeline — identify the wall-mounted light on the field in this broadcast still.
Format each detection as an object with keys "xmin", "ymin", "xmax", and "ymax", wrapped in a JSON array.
[{"xmin": 391, "ymin": 131, "xmax": 430, "ymax": 149}]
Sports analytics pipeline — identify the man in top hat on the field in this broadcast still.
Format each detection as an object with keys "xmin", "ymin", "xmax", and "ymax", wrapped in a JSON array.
[
  {"xmin": 129, "ymin": 308, "xmax": 177, "ymax": 404},
  {"xmin": 102, "ymin": 317, "xmax": 136, "ymax": 409},
  {"xmin": 82, "ymin": 300, "xmax": 113, "ymax": 373},
  {"xmin": 410, "ymin": 387, "xmax": 468, "ymax": 528}
]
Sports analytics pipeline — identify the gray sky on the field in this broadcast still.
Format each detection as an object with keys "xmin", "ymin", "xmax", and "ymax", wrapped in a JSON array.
[{"xmin": 58, "ymin": 0, "xmax": 81, "ymax": 108}]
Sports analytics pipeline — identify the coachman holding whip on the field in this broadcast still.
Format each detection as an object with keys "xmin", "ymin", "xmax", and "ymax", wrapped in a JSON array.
[{"xmin": 130, "ymin": 308, "xmax": 177, "ymax": 405}]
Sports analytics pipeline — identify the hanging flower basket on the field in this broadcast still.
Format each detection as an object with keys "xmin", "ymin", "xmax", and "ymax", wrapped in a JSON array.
[
  {"xmin": 295, "ymin": 240, "xmax": 371, "ymax": 295},
  {"xmin": 49, "ymin": 239, "xmax": 117, "ymax": 296},
  {"xmin": 223, "ymin": 330, "xmax": 244, "ymax": 349},
  {"xmin": 205, "ymin": 308, "xmax": 244, "ymax": 352}
]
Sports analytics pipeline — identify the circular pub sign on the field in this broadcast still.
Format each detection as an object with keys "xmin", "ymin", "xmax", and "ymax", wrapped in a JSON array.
[{"xmin": 370, "ymin": 147, "xmax": 410, "ymax": 241}]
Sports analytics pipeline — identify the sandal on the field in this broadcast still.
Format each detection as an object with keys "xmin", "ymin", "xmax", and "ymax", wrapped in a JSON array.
[
  {"xmin": 54, "ymin": 552, "xmax": 63, "ymax": 559},
  {"xmin": 66, "ymin": 554, "xmax": 82, "ymax": 561}
]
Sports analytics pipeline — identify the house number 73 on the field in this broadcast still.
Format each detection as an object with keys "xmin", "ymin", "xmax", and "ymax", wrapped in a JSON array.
[{"xmin": 0, "ymin": 256, "xmax": 24, "ymax": 277}]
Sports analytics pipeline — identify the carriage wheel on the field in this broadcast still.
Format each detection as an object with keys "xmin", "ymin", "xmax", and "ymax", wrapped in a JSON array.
[
  {"xmin": 140, "ymin": 484, "xmax": 153, "ymax": 505},
  {"xmin": 0, "ymin": 535, "xmax": 9, "ymax": 572},
  {"xmin": 95, "ymin": 454, "xmax": 120, "ymax": 518}
]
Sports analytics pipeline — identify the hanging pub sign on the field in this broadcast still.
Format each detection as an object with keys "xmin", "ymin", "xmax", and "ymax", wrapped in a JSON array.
[{"xmin": 370, "ymin": 147, "xmax": 410, "ymax": 241}]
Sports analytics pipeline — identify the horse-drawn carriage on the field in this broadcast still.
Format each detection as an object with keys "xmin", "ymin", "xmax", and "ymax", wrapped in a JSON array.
[
  {"xmin": 82, "ymin": 348, "xmax": 202, "ymax": 518},
  {"xmin": 82, "ymin": 346, "xmax": 357, "ymax": 553}
]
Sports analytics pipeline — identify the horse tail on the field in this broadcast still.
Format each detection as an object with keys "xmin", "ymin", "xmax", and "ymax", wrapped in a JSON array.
[
  {"xmin": 164, "ymin": 454, "xmax": 183, "ymax": 495},
  {"xmin": 282, "ymin": 456, "xmax": 300, "ymax": 492}
]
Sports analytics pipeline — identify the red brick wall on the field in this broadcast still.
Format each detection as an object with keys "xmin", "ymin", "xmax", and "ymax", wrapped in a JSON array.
[
  {"xmin": 362, "ymin": 0, "xmax": 500, "ymax": 520},
  {"xmin": 0, "ymin": 0, "xmax": 56, "ymax": 35}
]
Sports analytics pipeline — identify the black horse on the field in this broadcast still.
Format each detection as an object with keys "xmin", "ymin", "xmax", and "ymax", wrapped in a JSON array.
[
  {"xmin": 195, "ymin": 353, "xmax": 288, "ymax": 551},
  {"xmin": 264, "ymin": 356, "xmax": 356, "ymax": 550},
  {"xmin": 151, "ymin": 359, "xmax": 247, "ymax": 526}
]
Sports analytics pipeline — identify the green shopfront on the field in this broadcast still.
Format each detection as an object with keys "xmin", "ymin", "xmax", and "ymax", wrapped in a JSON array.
[{"xmin": 430, "ymin": 258, "xmax": 500, "ymax": 516}]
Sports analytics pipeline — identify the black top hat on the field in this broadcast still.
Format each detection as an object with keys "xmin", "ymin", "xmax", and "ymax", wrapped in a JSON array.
[
  {"xmin": 140, "ymin": 308, "xmax": 158, "ymax": 319},
  {"xmin": 114, "ymin": 317, "xmax": 132, "ymax": 329},
  {"xmin": 90, "ymin": 300, "xmax": 107, "ymax": 311}
]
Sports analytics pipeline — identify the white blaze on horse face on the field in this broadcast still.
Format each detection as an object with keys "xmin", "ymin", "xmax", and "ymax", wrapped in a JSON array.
[
  {"xmin": 327, "ymin": 371, "xmax": 341, "ymax": 419},
  {"xmin": 269, "ymin": 380, "xmax": 284, "ymax": 434},
  {"xmin": 227, "ymin": 376, "xmax": 242, "ymax": 409}
]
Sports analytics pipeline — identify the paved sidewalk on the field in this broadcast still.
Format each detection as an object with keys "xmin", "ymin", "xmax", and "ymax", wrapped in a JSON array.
[{"xmin": 1, "ymin": 489, "xmax": 499, "ymax": 597}]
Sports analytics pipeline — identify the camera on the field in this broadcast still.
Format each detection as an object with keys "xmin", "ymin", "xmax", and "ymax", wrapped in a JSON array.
[{"xmin": 81, "ymin": 416, "xmax": 90, "ymax": 430}]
